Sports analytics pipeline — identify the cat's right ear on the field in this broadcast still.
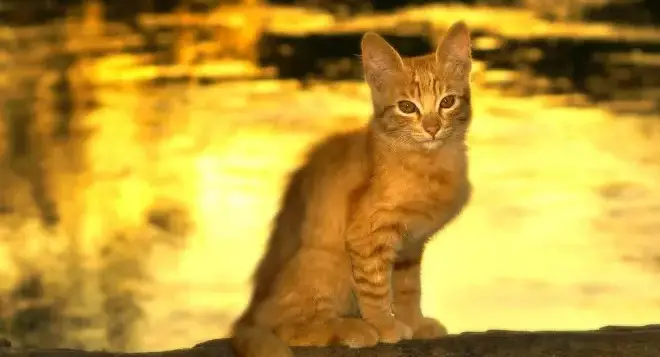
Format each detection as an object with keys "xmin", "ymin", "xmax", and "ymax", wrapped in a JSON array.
[{"xmin": 361, "ymin": 32, "xmax": 405, "ymax": 91}]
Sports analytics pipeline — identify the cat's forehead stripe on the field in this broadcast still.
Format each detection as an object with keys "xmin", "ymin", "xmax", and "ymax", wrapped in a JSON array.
[{"xmin": 409, "ymin": 69, "xmax": 438, "ymax": 94}]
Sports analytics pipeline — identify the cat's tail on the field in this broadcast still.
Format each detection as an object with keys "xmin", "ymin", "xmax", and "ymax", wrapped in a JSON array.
[{"xmin": 231, "ymin": 320, "xmax": 293, "ymax": 357}]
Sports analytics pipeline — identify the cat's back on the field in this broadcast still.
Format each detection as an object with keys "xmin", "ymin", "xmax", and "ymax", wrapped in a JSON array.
[
  {"xmin": 268, "ymin": 127, "xmax": 372, "ymax": 246},
  {"xmin": 288, "ymin": 128, "xmax": 373, "ymax": 220},
  {"xmin": 248, "ymin": 128, "xmax": 371, "ymax": 302},
  {"xmin": 303, "ymin": 128, "xmax": 371, "ymax": 179}
]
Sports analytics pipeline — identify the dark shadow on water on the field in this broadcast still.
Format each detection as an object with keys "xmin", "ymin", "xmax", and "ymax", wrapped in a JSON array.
[
  {"xmin": 0, "ymin": 28, "xmax": 167, "ymax": 350},
  {"xmin": 259, "ymin": 28, "xmax": 660, "ymax": 115},
  {"xmin": 99, "ymin": 233, "xmax": 149, "ymax": 350},
  {"xmin": 0, "ymin": 275, "xmax": 65, "ymax": 348}
]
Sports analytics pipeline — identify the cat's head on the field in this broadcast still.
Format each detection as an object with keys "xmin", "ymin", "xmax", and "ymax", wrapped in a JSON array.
[{"xmin": 361, "ymin": 21, "xmax": 472, "ymax": 151}]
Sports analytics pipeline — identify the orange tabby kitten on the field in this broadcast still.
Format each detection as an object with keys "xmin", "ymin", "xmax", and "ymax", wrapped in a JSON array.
[{"xmin": 231, "ymin": 20, "xmax": 473, "ymax": 357}]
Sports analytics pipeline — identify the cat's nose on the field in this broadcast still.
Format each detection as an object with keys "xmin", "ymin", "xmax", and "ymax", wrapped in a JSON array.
[{"xmin": 422, "ymin": 123, "xmax": 440, "ymax": 137}]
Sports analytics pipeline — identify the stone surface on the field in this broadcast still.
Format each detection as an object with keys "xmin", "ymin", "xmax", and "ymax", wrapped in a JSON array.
[{"xmin": 3, "ymin": 326, "xmax": 660, "ymax": 357}]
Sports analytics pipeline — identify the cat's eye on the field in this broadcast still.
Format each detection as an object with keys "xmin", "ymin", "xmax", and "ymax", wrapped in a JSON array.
[
  {"xmin": 397, "ymin": 100, "xmax": 418, "ymax": 114},
  {"xmin": 439, "ymin": 95, "xmax": 456, "ymax": 110}
]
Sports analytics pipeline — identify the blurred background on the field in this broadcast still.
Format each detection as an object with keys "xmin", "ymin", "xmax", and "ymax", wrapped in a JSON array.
[{"xmin": 0, "ymin": 0, "xmax": 660, "ymax": 353}]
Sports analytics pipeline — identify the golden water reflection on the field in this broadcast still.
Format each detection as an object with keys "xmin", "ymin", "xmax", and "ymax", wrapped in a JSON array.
[{"xmin": 1, "ymin": 80, "xmax": 660, "ymax": 352}]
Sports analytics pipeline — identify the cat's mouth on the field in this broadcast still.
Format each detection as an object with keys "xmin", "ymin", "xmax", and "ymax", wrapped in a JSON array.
[{"xmin": 421, "ymin": 128, "xmax": 454, "ymax": 145}]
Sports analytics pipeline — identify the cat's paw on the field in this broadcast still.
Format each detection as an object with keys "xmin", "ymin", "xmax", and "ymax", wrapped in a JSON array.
[
  {"xmin": 413, "ymin": 317, "xmax": 448, "ymax": 339},
  {"xmin": 365, "ymin": 314, "xmax": 413, "ymax": 344},
  {"xmin": 334, "ymin": 318, "xmax": 379, "ymax": 348}
]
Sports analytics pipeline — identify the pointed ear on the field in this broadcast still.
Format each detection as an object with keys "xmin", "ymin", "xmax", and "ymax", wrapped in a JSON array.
[
  {"xmin": 436, "ymin": 21, "xmax": 472, "ymax": 76},
  {"xmin": 361, "ymin": 32, "xmax": 405, "ymax": 91}
]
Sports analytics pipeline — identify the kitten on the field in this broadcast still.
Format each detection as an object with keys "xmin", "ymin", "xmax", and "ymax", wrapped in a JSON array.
[{"xmin": 231, "ymin": 20, "xmax": 473, "ymax": 357}]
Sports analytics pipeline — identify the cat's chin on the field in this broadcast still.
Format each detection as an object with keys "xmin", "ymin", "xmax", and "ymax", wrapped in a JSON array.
[{"xmin": 419, "ymin": 140, "xmax": 445, "ymax": 150}]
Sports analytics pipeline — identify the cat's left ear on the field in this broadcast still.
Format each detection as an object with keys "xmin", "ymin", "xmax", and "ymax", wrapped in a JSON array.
[{"xmin": 436, "ymin": 21, "xmax": 472, "ymax": 77}]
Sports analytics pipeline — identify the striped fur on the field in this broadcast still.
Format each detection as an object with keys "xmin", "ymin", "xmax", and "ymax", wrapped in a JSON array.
[{"xmin": 231, "ymin": 21, "xmax": 473, "ymax": 357}]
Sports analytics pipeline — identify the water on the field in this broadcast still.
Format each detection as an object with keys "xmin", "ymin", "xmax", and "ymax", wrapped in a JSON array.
[{"xmin": 2, "ymin": 77, "xmax": 659, "ymax": 352}]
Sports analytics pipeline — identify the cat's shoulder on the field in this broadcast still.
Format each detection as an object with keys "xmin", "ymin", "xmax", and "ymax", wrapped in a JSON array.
[{"xmin": 305, "ymin": 127, "xmax": 369, "ymax": 162}]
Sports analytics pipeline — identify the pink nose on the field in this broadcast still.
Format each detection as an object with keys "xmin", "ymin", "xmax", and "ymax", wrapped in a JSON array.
[{"xmin": 423, "ymin": 123, "xmax": 440, "ymax": 137}]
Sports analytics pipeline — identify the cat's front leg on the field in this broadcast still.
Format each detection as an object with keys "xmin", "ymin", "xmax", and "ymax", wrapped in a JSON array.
[
  {"xmin": 392, "ymin": 246, "xmax": 447, "ymax": 339},
  {"xmin": 346, "ymin": 212, "xmax": 413, "ymax": 344}
]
